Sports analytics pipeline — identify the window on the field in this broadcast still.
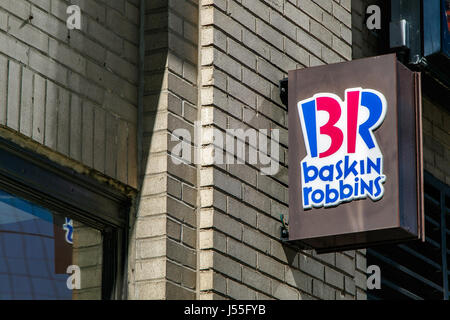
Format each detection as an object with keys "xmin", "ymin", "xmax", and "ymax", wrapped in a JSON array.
[
  {"xmin": 0, "ymin": 137, "xmax": 131, "ymax": 300},
  {"xmin": 367, "ymin": 172, "xmax": 449, "ymax": 300},
  {"xmin": 0, "ymin": 190, "xmax": 103, "ymax": 299}
]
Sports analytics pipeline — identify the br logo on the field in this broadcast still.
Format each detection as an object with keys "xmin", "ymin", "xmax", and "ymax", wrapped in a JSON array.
[{"xmin": 297, "ymin": 88, "xmax": 387, "ymax": 209}]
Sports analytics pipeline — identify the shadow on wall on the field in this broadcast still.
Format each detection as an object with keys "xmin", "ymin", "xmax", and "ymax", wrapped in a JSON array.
[
  {"xmin": 352, "ymin": 0, "xmax": 391, "ymax": 59},
  {"xmin": 127, "ymin": 0, "xmax": 200, "ymax": 300}
]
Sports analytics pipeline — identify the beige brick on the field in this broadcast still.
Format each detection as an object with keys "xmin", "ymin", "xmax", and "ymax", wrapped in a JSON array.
[
  {"xmin": 312, "ymin": 279, "xmax": 335, "ymax": 300},
  {"xmin": 227, "ymin": 279, "xmax": 257, "ymax": 300},
  {"xmin": 227, "ymin": 0, "xmax": 256, "ymax": 31},
  {"xmin": 324, "ymin": 267, "xmax": 344, "ymax": 290},
  {"xmin": 136, "ymin": 216, "xmax": 166, "ymax": 239},
  {"xmin": 243, "ymin": 227, "xmax": 271, "ymax": 253},
  {"xmin": 272, "ymin": 281, "xmax": 299, "ymax": 300},
  {"xmin": 227, "ymin": 238, "xmax": 257, "ymax": 267},
  {"xmin": 257, "ymin": 253, "xmax": 284, "ymax": 281},
  {"xmin": 285, "ymin": 267, "xmax": 312, "ymax": 293},
  {"xmin": 135, "ymin": 258, "xmax": 166, "ymax": 281}
]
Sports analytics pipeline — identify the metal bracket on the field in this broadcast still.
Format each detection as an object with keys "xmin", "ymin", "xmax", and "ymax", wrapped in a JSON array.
[
  {"xmin": 390, "ymin": 19, "xmax": 410, "ymax": 49},
  {"xmin": 280, "ymin": 214, "xmax": 289, "ymax": 241},
  {"xmin": 279, "ymin": 78, "xmax": 288, "ymax": 107}
]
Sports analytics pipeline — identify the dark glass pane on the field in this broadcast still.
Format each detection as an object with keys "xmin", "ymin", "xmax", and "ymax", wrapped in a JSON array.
[{"xmin": 0, "ymin": 190, "xmax": 102, "ymax": 300}]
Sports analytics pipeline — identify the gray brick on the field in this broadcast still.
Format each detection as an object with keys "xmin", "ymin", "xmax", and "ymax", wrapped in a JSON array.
[
  {"xmin": 0, "ymin": 0, "xmax": 30, "ymax": 20},
  {"xmin": 228, "ymin": 38, "xmax": 257, "ymax": 70},
  {"xmin": 257, "ymin": 175, "xmax": 286, "ymax": 202},
  {"xmin": 272, "ymin": 281, "xmax": 299, "ymax": 300},
  {"xmin": 213, "ymin": 251, "xmax": 242, "ymax": 281},
  {"xmin": 29, "ymin": 50, "xmax": 68, "ymax": 86},
  {"xmin": 297, "ymin": 27, "xmax": 322, "ymax": 55},
  {"xmin": 57, "ymin": 88, "xmax": 70, "ymax": 156},
  {"xmin": 242, "ymin": 267, "xmax": 272, "ymax": 294},
  {"xmin": 44, "ymin": 81, "xmax": 58, "ymax": 149},
  {"xmin": 32, "ymin": 73, "xmax": 45, "ymax": 144},
  {"xmin": 242, "ymin": 68, "xmax": 271, "ymax": 97},
  {"xmin": 270, "ymin": 9, "xmax": 296, "ymax": 40},
  {"xmin": 242, "ymin": 0, "xmax": 270, "ymax": 22},
  {"xmin": 242, "ymin": 29, "xmax": 270, "ymax": 60},
  {"xmin": 271, "ymin": 241, "xmax": 299, "ymax": 267},
  {"xmin": 257, "ymin": 212, "xmax": 280, "ymax": 239},
  {"xmin": 324, "ymin": 267, "xmax": 344, "ymax": 290},
  {"xmin": 49, "ymin": 38, "xmax": 86, "ymax": 74},
  {"xmin": 310, "ymin": 19, "xmax": 332, "ymax": 46},
  {"xmin": 211, "ymin": 8, "xmax": 242, "ymax": 41},
  {"xmin": 227, "ymin": 279, "xmax": 257, "ymax": 300},
  {"xmin": 243, "ymin": 227, "xmax": 270, "ymax": 253},
  {"xmin": 227, "ymin": 197, "xmax": 257, "ymax": 226},
  {"xmin": 228, "ymin": 0, "xmax": 256, "ymax": 31},
  {"xmin": 88, "ymin": 18, "xmax": 124, "ymax": 54},
  {"xmin": 227, "ymin": 77, "xmax": 256, "ymax": 108},
  {"xmin": 227, "ymin": 238, "xmax": 257, "ymax": 267},
  {"xmin": 31, "ymin": 6, "xmax": 68, "ymax": 42},
  {"xmin": 7, "ymin": 61, "xmax": 21, "ymax": 131},
  {"xmin": 20, "ymin": 67, "xmax": 33, "ymax": 137},
  {"xmin": 312, "ymin": 279, "xmax": 335, "ymax": 300},
  {"xmin": 167, "ymin": 238, "xmax": 196, "ymax": 269},
  {"xmin": 106, "ymin": 7, "xmax": 139, "ymax": 44},
  {"xmin": 284, "ymin": 38, "xmax": 309, "ymax": 67},
  {"xmin": 0, "ymin": 32, "xmax": 29, "ymax": 65},
  {"xmin": 284, "ymin": 267, "xmax": 312, "ymax": 293},
  {"xmin": 299, "ymin": 254, "xmax": 324, "ymax": 280},
  {"xmin": 93, "ymin": 106, "xmax": 106, "ymax": 172},
  {"xmin": 336, "ymin": 253, "xmax": 355, "ymax": 275},
  {"xmin": 284, "ymin": 1, "xmax": 309, "ymax": 31},
  {"xmin": 355, "ymin": 270, "xmax": 367, "ymax": 290},
  {"xmin": 8, "ymin": 15, "xmax": 48, "ymax": 53},
  {"xmin": 256, "ymin": 19, "xmax": 283, "ymax": 49},
  {"xmin": 257, "ymin": 253, "xmax": 284, "ymax": 281},
  {"xmin": 332, "ymin": 1, "xmax": 351, "ymax": 28},
  {"xmin": 0, "ymin": 10, "xmax": 6, "ymax": 31},
  {"xmin": 356, "ymin": 288, "xmax": 367, "ymax": 300},
  {"xmin": 214, "ymin": 210, "xmax": 243, "ymax": 241},
  {"xmin": 298, "ymin": 0, "xmax": 323, "ymax": 22},
  {"xmin": 243, "ymin": 185, "xmax": 271, "ymax": 212},
  {"xmin": 344, "ymin": 276, "xmax": 356, "ymax": 296},
  {"xmin": 105, "ymin": 113, "xmax": 118, "ymax": 178},
  {"xmin": 356, "ymin": 252, "xmax": 367, "ymax": 272}
]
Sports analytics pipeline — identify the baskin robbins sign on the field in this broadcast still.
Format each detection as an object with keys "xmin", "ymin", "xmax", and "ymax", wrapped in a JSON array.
[
  {"xmin": 299, "ymin": 87, "xmax": 387, "ymax": 209},
  {"xmin": 288, "ymin": 54, "xmax": 424, "ymax": 252}
]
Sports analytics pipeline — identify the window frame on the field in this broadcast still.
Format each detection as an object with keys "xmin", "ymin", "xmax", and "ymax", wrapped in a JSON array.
[
  {"xmin": 367, "ymin": 171, "xmax": 449, "ymax": 300},
  {"xmin": 0, "ymin": 136, "xmax": 132, "ymax": 300}
]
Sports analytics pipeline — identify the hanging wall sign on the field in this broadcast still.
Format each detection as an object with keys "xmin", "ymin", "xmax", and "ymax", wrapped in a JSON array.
[{"xmin": 288, "ymin": 54, "xmax": 424, "ymax": 253}]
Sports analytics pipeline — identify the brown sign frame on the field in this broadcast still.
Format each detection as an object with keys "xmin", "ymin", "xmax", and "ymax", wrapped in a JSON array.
[{"xmin": 288, "ymin": 54, "xmax": 424, "ymax": 253}]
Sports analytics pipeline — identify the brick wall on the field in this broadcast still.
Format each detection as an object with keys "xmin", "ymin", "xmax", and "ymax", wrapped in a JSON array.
[
  {"xmin": 352, "ymin": 0, "xmax": 383, "ymax": 59},
  {"xmin": 197, "ymin": 0, "xmax": 366, "ymax": 300},
  {"xmin": 72, "ymin": 221, "xmax": 103, "ymax": 300},
  {"xmin": 422, "ymin": 95, "xmax": 450, "ymax": 185},
  {"xmin": 128, "ymin": 0, "xmax": 200, "ymax": 299},
  {"xmin": 0, "ymin": 0, "xmax": 139, "ymax": 187}
]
